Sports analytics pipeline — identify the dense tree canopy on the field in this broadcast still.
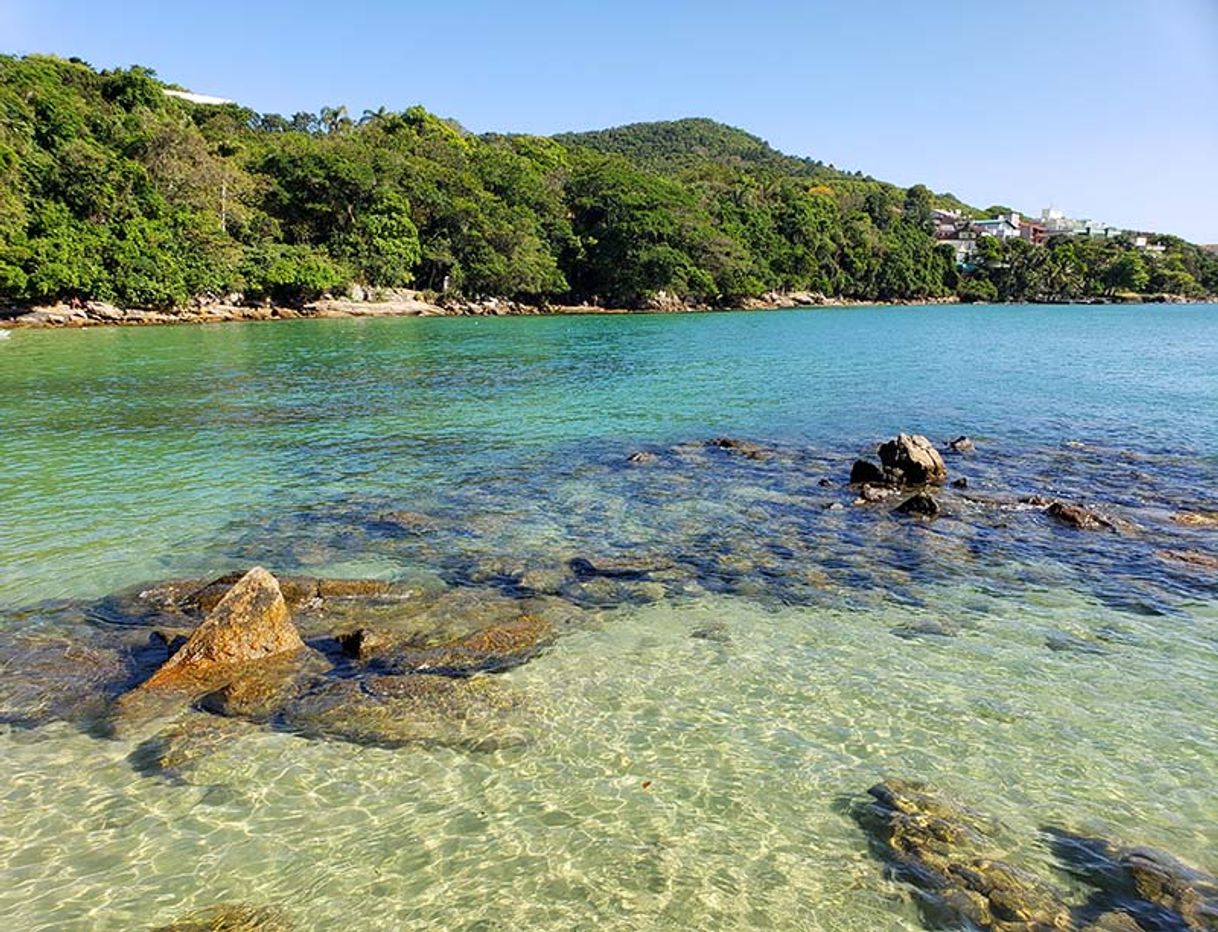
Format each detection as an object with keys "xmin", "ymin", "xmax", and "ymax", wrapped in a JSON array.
[{"xmin": 1, "ymin": 55, "xmax": 1213, "ymax": 310}]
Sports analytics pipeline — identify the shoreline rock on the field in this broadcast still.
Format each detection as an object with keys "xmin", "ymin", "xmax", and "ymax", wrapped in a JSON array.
[
  {"xmin": 0, "ymin": 294, "xmax": 966, "ymax": 330},
  {"xmin": 137, "ymin": 567, "xmax": 304, "ymax": 694}
]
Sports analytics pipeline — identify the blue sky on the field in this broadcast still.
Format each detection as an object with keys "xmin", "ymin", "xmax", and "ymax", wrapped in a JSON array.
[{"xmin": 4, "ymin": 0, "xmax": 1217, "ymax": 241}]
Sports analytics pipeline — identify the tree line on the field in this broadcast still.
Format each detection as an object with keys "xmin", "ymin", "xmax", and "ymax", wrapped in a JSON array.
[{"xmin": 1, "ymin": 55, "xmax": 1214, "ymax": 311}]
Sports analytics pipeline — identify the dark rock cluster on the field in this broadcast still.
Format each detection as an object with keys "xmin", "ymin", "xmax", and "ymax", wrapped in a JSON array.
[{"xmin": 854, "ymin": 779, "xmax": 1218, "ymax": 931}]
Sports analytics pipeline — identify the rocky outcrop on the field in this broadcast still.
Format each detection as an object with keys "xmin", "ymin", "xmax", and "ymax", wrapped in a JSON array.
[
  {"xmin": 853, "ymin": 779, "xmax": 1072, "ymax": 931},
  {"xmin": 138, "ymin": 567, "xmax": 304, "ymax": 693},
  {"xmin": 1046, "ymin": 827, "xmax": 1218, "ymax": 931},
  {"xmin": 850, "ymin": 434, "xmax": 948, "ymax": 491},
  {"xmin": 878, "ymin": 434, "xmax": 948, "ymax": 485}
]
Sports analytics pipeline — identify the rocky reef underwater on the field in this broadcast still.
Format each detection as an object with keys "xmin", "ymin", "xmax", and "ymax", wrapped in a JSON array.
[{"xmin": 2, "ymin": 432, "xmax": 1216, "ymax": 930}]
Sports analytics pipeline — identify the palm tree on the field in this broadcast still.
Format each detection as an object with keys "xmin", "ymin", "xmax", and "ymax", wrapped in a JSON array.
[
  {"xmin": 319, "ymin": 105, "xmax": 351, "ymax": 135},
  {"xmin": 360, "ymin": 106, "xmax": 389, "ymax": 126}
]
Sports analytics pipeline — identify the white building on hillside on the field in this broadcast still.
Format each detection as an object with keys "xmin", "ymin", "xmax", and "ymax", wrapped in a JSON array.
[{"xmin": 163, "ymin": 88, "xmax": 234, "ymax": 106}]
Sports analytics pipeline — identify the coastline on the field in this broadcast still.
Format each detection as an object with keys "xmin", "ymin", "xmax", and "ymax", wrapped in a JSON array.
[{"xmin": 0, "ymin": 290, "xmax": 1209, "ymax": 331}]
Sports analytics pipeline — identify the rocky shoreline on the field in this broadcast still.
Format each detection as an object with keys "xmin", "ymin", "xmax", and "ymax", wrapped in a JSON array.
[
  {"xmin": 2, "ymin": 290, "xmax": 1209, "ymax": 331},
  {"xmin": 0, "ymin": 290, "xmax": 965, "ymax": 330}
]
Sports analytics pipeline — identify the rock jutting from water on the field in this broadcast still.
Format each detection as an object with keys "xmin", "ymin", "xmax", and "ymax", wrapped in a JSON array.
[
  {"xmin": 1046, "ymin": 502, "xmax": 1118, "ymax": 532},
  {"xmin": 133, "ymin": 567, "xmax": 305, "ymax": 696},
  {"xmin": 894, "ymin": 493, "xmax": 941, "ymax": 518},
  {"xmin": 850, "ymin": 433, "xmax": 949, "ymax": 492},
  {"xmin": 879, "ymin": 434, "xmax": 949, "ymax": 486},
  {"xmin": 85, "ymin": 568, "xmax": 559, "ymax": 755},
  {"xmin": 949, "ymin": 436, "xmax": 977, "ymax": 455}
]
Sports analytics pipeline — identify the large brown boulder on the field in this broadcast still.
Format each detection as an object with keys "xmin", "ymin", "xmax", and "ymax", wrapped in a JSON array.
[
  {"xmin": 140, "ymin": 567, "xmax": 304, "ymax": 693},
  {"xmin": 878, "ymin": 434, "xmax": 948, "ymax": 485}
]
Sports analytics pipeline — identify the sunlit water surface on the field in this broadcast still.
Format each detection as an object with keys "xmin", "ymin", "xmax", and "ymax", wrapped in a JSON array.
[{"xmin": 1, "ymin": 304, "xmax": 1216, "ymax": 930}]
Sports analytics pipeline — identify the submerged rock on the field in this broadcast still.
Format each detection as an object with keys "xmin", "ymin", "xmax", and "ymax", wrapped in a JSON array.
[
  {"xmin": 129, "ymin": 714, "xmax": 260, "ymax": 781},
  {"xmin": 1156, "ymin": 549, "xmax": 1218, "ymax": 570},
  {"xmin": 335, "ymin": 627, "xmax": 390, "ymax": 662},
  {"xmin": 378, "ymin": 510, "xmax": 442, "ymax": 533},
  {"xmin": 853, "ymin": 779, "xmax": 1072, "ymax": 931},
  {"xmin": 707, "ymin": 437, "xmax": 771, "ymax": 460},
  {"xmin": 1045, "ymin": 827, "xmax": 1218, "ymax": 931},
  {"xmin": 138, "ymin": 568, "xmax": 304, "ymax": 694},
  {"xmin": 569, "ymin": 554, "xmax": 675, "ymax": 580},
  {"xmin": 878, "ymin": 434, "xmax": 948, "ymax": 486},
  {"xmin": 0, "ymin": 633, "xmax": 130, "ymax": 728},
  {"xmin": 198, "ymin": 650, "xmax": 330, "ymax": 722},
  {"xmin": 278, "ymin": 673, "xmax": 526, "ymax": 750},
  {"xmin": 1170, "ymin": 512, "xmax": 1218, "ymax": 529},
  {"xmin": 152, "ymin": 902, "xmax": 292, "ymax": 931},
  {"xmin": 1045, "ymin": 633, "xmax": 1109, "ymax": 656},
  {"xmin": 626, "ymin": 450, "xmax": 658, "ymax": 464},
  {"xmin": 1046, "ymin": 502, "xmax": 1116, "ymax": 532},
  {"xmin": 690, "ymin": 622, "xmax": 732, "ymax": 643},
  {"xmin": 890, "ymin": 619, "xmax": 958, "ymax": 640},
  {"xmin": 371, "ymin": 614, "xmax": 554, "ymax": 677}
]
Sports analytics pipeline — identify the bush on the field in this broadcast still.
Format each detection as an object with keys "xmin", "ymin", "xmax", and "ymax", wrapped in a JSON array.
[
  {"xmin": 957, "ymin": 277, "xmax": 998, "ymax": 304},
  {"xmin": 241, "ymin": 244, "xmax": 347, "ymax": 304}
]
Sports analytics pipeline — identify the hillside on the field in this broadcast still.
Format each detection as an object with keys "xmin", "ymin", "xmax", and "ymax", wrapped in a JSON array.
[
  {"xmin": 555, "ymin": 117, "xmax": 852, "ymax": 180},
  {"xmin": 1, "ymin": 54, "xmax": 1214, "ymax": 314}
]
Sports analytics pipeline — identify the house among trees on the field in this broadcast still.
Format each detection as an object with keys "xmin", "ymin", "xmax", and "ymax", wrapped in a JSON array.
[{"xmin": 162, "ymin": 88, "xmax": 233, "ymax": 106}]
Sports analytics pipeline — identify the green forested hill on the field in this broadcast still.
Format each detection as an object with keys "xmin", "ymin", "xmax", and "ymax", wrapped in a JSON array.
[
  {"xmin": 555, "ymin": 117, "xmax": 851, "ymax": 179},
  {"xmin": 0, "ymin": 55, "xmax": 1213, "ymax": 311}
]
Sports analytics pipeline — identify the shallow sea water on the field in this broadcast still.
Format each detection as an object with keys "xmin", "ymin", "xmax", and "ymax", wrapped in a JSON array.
[{"xmin": 1, "ymin": 304, "xmax": 1217, "ymax": 930}]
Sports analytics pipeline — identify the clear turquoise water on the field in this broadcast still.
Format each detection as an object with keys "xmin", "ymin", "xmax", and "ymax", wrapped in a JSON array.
[{"xmin": 0, "ymin": 304, "xmax": 1216, "ymax": 929}]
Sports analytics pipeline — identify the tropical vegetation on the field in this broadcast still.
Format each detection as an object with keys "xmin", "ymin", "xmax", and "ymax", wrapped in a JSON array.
[{"xmin": 1, "ymin": 55, "xmax": 1214, "ymax": 311}]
